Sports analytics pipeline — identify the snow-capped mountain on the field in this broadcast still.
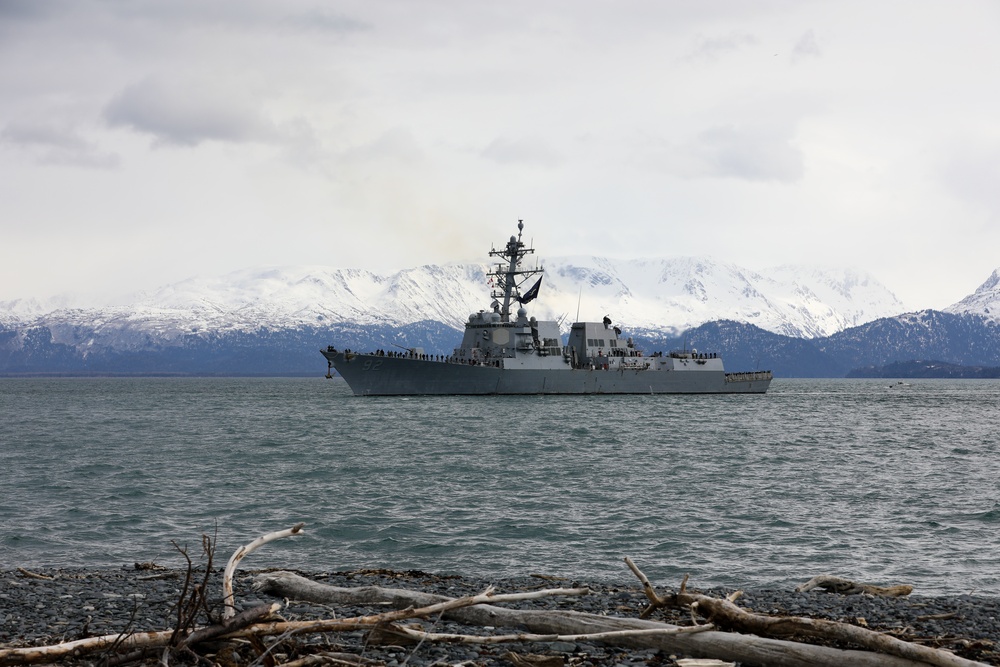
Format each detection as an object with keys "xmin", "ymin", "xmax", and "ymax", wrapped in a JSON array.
[
  {"xmin": 3, "ymin": 261, "xmax": 1000, "ymax": 377},
  {"xmin": 532, "ymin": 257, "xmax": 903, "ymax": 338},
  {"xmin": 0, "ymin": 256, "xmax": 906, "ymax": 342},
  {"xmin": 945, "ymin": 269, "xmax": 1000, "ymax": 322}
]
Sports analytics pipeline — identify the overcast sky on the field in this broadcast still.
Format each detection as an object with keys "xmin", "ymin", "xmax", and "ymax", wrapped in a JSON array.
[{"xmin": 2, "ymin": 0, "xmax": 998, "ymax": 310}]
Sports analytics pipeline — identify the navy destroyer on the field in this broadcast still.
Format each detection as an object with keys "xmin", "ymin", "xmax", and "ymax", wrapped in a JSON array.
[{"xmin": 322, "ymin": 221, "xmax": 772, "ymax": 395}]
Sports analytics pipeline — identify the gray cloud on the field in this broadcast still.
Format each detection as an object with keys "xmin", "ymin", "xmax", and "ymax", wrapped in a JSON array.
[
  {"xmin": 0, "ymin": 0, "xmax": 63, "ymax": 21},
  {"xmin": 792, "ymin": 29, "xmax": 821, "ymax": 61},
  {"xmin": 100, "ymin": 1, "xmax": 370, "ymax": 35},
  {"xmin": 684, "ymin": 31, "xmax": 758, "ymax": 63},
  {"xmin": 1, "ymin": 121, "xmax": 119, "ymax": 169},
  {"xmin": 103, "ymin": 77, "xmax": 278, "ymax": 147},
  {"xmin": 281, "ymin": 9, "xmax": 372, "ymax": 34}
]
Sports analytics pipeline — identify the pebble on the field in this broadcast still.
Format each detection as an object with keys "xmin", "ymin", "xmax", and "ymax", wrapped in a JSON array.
[{"xmin": 1, "ymin": 568, "xmax": 999, "ymax": 665}]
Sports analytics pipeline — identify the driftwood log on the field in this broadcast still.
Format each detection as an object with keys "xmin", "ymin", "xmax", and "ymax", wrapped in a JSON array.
[
  {"xmin": 0, "ymin": 583, "xmax": 588, "ymax": 666},
  {"xmin": 795, "ymin": 574, "xmax": 914, "ymax": 597},
  {"xmin": 624, "ymin": 558, "xmax": 981, "ymax": 667},
  {"xmin": 254, "ymin": 570, "xmax": 989, "ymax": 667},
  {"xmin": 0, "ymin": 603, "xmax": 282, "ymax": 666}
]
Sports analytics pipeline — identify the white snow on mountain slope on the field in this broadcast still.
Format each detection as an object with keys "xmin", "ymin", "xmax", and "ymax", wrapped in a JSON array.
[
  {"xmin": 518, "ymin": 257, "xmax": 906, "ymax": 338},
  {"xmin": 1, "ymin": 256, "xmax": 910, "ymax": 340},
  {"xmin": 146, "ymin": 263, "xmax": 493, "ymax": 329},
  {"xmin": 0, "ymin": 294, "xmax": 91, "ymax": 324},
  {"xmin": 945, "ymin": 268, "xmax": 1000, "ymax": 323},
  {"xmin": 762, "ymin": 265, "xmax": 908, "ymax": 337}
]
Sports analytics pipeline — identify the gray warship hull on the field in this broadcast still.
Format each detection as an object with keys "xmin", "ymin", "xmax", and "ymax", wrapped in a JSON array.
[
  {"xmin": 322, "ymin": 350, "xmax": 771, "ymax": 395},
  {"xmin": 321, "ymin": 220, "xmax": 772, "ymax": 396}
]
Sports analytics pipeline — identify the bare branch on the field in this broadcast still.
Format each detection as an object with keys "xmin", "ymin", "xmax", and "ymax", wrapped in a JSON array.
[
  {"xmin": 222, "ymin": 523, "xmax": 305, "ymax": 620},
  {"xmin": 386, "ymin": 622, "xmax": 717, "ymax": 644}
]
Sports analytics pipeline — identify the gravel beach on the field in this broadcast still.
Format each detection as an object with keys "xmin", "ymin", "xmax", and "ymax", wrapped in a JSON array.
[{"xmin": 2, "ymin": 567, "xmax": 999, "ymax": 666}]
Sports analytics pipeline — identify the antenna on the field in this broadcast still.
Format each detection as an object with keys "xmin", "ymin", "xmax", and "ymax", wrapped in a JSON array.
[{"xmin": 575, "ymin": 286, "xmax": 582, "ymax": 322}]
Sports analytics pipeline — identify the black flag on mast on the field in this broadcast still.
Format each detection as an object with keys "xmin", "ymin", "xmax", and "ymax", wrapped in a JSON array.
[{"xmin": 518, "ymin": 276, "xmax": 542, "ymax": 304}]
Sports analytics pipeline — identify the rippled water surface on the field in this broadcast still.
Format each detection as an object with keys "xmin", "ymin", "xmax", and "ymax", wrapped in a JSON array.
[{"xmin": 2, "ymin": 377, "xmax": 998, "ymax": 594}]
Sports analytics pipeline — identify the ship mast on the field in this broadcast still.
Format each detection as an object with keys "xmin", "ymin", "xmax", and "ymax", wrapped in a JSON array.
[{"xmin": 488, "ymin": 220, "xmax": 541, "ymax": 323}]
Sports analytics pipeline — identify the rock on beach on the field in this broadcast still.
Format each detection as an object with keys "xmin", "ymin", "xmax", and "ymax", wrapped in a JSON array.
[{"xmin": 2, "ymin": 567, "xmax": 1000, "ymax": 665}]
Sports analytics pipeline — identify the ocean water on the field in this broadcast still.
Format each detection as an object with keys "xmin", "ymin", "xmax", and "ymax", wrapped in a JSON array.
[{"xmin": 1, "ymin": 377, "xmax": 998, "ymax": 595}]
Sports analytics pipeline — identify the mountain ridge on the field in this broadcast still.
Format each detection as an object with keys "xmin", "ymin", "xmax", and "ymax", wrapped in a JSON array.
[
  {"xmin": 945, "ymin": 268, "xmax": 1000, "ymax": 322},
  {"xmin": 0, "ymin": 255, "xmax": 910, "ymax": 340}
]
